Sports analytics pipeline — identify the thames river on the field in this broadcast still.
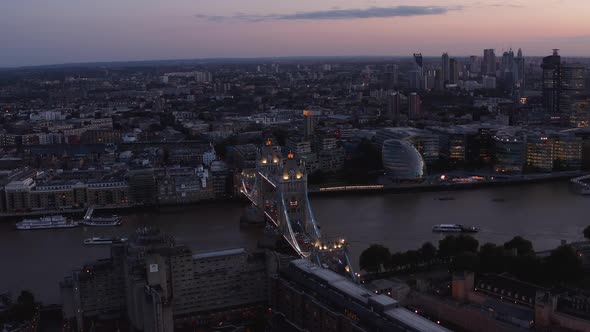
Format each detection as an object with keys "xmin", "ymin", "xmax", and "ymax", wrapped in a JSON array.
[{"xmin": 0, "ymin": 181, "xmax": 588, "ymax": 304}]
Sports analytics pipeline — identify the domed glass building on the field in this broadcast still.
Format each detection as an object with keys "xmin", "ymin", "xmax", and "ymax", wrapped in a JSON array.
[{"xmin": 382, "ymin": 139, "xmax": 425, "ymax": 180}]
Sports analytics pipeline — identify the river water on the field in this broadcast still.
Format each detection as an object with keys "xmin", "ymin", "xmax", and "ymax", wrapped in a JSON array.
[{"xmin": 0, "ymin": 181, "xmax": 587, "ymax": 304}]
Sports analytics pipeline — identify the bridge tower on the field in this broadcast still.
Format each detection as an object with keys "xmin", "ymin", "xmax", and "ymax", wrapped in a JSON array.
[
  {"xmin": 254, "ymin": 138, "xmax": 282, "ymax": 208},
  {"xmin": 240, "ymin": 138, "xmax": 357, "ymax": 282},
  {"xmin": 276, "ymin": 151, "xmax": 319, "ymax": 255}
]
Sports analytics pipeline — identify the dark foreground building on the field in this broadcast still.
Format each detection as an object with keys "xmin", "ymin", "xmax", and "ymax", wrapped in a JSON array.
[
  {"xmin": 61, "ymin": 228, "xmax": 272, "ymax": 331},
  {"xmin": 270, "ymin": 259, "xmax": 450, "ymax": 332}
]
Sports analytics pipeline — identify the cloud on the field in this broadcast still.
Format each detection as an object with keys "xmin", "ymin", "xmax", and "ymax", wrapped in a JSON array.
[
  {"xmin": 195, "ymin": 5, "xmax": 462, "ymax": 22},
  {"xmin": 470, "ymin": 2, "xmax": 526, "ymax": 8}
]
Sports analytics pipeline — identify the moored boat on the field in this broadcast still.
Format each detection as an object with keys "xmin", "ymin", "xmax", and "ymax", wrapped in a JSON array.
[
  {"xmin": 81, "ymin": 215, "xmax": 122, "ymax": 227},
  {"xmin": 16, "ymin": 215, "xmax": 78, "ymax": 230},
  {"xmin": 432, "ymin": 224, "xmax": 478, "ymax": 233},
  {"xmin": 83, "ymin": 237, "xmax": 128, "ymax": 245}
]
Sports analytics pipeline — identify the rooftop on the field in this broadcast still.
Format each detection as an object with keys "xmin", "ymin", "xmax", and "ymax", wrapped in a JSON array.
[
  {"xmin": 385, "ymin": 308, "xmax": 450, "ymax": 332},
  {"xmin": 192, "ymin": 248, "xmax": 246, "ymax": 260}
]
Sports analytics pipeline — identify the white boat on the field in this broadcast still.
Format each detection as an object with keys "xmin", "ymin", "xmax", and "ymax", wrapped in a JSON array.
[
  {"xmin": 81, "ymin": 215, "xmax": 122, "ymax": 227},
  {"xmin": 16, "ymin": 216, "xmax": 78, "ymax": 230},
  {"xmin": 570, "ymin": 175, "xmax": 590, "ymax": 195},
  {"xmin": 83, "ymin": 237, "xmax": 128, "ymax": 245},
  {"xmin": 432, "ymin": 224, "xmax": 478, "ymax": 233}
]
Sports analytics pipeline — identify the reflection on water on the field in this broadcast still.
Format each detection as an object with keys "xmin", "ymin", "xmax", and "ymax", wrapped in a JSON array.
[{"xmin": 0, "ymin": 181, "xmax": 587, "ymax": 303}]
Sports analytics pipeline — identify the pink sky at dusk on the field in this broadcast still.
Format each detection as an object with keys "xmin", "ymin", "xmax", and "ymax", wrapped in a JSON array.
[{"xmin": 1, "ymin": 0, "xmax": 590, "ymax": 67}]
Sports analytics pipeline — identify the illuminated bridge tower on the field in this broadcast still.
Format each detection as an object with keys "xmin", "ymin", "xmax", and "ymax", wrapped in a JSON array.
[
  {"xmin": 276, "ymin": 151, "xmax": 320, "ymax": 256},
  {"xmin": 254, "ymin": 138, "xmax": 282, "ymax": 207},
  {"xmin": 240, "ymin": 139, "xmax": 357, "ymax": 281}
]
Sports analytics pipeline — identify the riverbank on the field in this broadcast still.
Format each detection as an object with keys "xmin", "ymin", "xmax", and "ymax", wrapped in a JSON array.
[
  {"xmin": 0, "ymin": 197, "xmax": 246, "ymax": 219},
  {"xmin": 2, "ymin": 171, "xmax": 586, "ymax": 218},
  {"xmin": 309, "ymin": 171, "xmax": 586, "ymax": 196}
]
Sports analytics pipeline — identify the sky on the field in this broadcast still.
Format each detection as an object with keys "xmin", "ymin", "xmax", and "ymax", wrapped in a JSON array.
[{"xmin": 1, "ymin": 0, "xmax": 590, "ymax": 67}]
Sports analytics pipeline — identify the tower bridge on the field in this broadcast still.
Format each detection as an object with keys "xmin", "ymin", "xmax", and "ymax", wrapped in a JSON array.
[{"xmin": 240, "ymin": 139, "xmax": 357, "ymax": 281}]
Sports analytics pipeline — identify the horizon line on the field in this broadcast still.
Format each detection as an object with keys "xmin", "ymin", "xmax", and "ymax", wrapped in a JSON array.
[{"xmin": 3, "ymin": 53, "xmax": 590, "ymax": 70}]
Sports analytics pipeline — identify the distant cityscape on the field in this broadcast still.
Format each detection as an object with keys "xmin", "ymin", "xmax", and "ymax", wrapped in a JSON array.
[{"xmin": 1, "ymin": 47, "xmax": 590, "ymax": 332}]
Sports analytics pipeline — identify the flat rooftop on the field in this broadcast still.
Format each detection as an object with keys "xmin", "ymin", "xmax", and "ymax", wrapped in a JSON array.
[
  {"xmin": 192, "ymin": 248, "xmax": 245, "ymax": 260},
  {"xmin": 385, "ymin": 308, "xmax": 450, "ymax": 332}
]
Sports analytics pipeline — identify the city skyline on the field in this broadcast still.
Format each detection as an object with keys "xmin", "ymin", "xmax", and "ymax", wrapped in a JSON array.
[{"xmin": 2, "ymin": 0, "xmax": 590, "ymax": 67}]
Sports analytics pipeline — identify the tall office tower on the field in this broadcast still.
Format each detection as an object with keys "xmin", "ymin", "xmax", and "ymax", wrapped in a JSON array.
[
  {"xmin": 561, "ymin": 63, "xmax": 586, "ymax": 115},
  {"xmin": 387, "ymin": 92, "xmax": 402, "ymax": 122},
  {"xmin": 435, "ymin": 68, "xmax": 444, "ymax": 91},
  {"xmin": 408, "ymin": 93, "xmax": 421, "ymax": 120},
  {"xmin": 501, "ymin": 49, "xmax": 514, "ymax": 73},
  {"xmin": 449, "ymin": 58, "xmax": 460, "ymax": 84},
  {"xmin": 413, "ymin": 53, "xmax": 423, "ymax": 73},
  {"xmin": 413, "ymin": 53, "xmax": 424, "ymax": 89},
  {"xmin": 541, "ymin": 49, "xmax": 562, "ymax": 115},
  {"xmin": 514, "ymin": 48, "xmax": 526, "ymax": 88},
  {"xmin": 501, "ymin": 49, "xmax": 515, "ymax": 83},
  {"xmin": 303, "ymin": 109, "xmax": 315, "ymax": 138},
  {"xmin": 441, "ymin": 53, "xmax": 450, "ymax": 84},
  {"xmin": 408, "ymin": 70, "xmax": 423, "ymax": 90},
  {"xmin": 483, "ymin": 49, "xmax": 496, "ymax": 76},
  {"xmin": 383, "ymin": 64, "xmax": 399, "ymax": 90},
  {"xmin": 469, "ymin": 56, "xmax": 481, "ymax": 75},
  {"xmin": 424, "ymin": 68, "xmax": 437, "ymax": 90}
]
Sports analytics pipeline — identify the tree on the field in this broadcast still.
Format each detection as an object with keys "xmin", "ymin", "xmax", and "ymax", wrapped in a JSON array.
[
  {"xmin": 439, "ymin": 235, "xmax": 479, "ymax": 258},
  {"xmin": 504, "ymin": 236, "xmax": 535, "ymax": 256},
  {"xmin": 1, "ymin": 290, "xmax": 37, "ymax": 323},
  {"xmin": 545, "ymin": 245, "xmax": 583, "ymax": 283},
  {"xmin": 584, "ymin": 225, "xmax": 590, "ymax": 240},
  {"xmin": 478, "ymin": 242, "xmax": 506, "ymax": 273},
  {"xmin": 507, "ymin": 255, "xmax": 545, "ymax": 284},
  {"xmin": 438, "ymin": 236, "xmax": 457, "ymax": 259},
  {"xmin": 405, "ymin": 250, "xmax": 421, "ymax": 269},
  {"xmin": 450, "ymin": 252, "xmax": 480, "ymax": 272},
  {"xmin": 359, "ymin": 244, "xmax": 391, "ymax": 273},
  {"xmin": 16, "ymin": 291, "xmax": 34, "ymax": 307},
  {"xmin": 390, "ymin": 252, "xmax": 408, "ymax": 270},
  {"xmin": 419, "ymin": 242, "xmax": 437, "ymax": 266},
  {"xmin": 455, "ymin": 234, "xmax": 479, "ymax": 253}
]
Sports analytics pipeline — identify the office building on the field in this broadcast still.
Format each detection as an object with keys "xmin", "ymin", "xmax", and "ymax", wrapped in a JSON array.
[
  {"xmin": 155, "ymin": 166, "xmax": 214, "ymax": 205},
  {"xmin": 3, "ymin": 175, "xmax": 130, "ymax": 212},
  {"xmin": 427, "ymin": 126, "xmax": 479, "ymax": 165},
  {"xmin": 303, "ymin": 109, "xmax": 316, "ymax": 139},
  {"xmin": 376, "ymin": 128, "xmax": 439, "ymax": 163},
  {"xmin": 493, "ymin": 133, "xmax": 526, "ymax": 173},
  {"xmin": 553, "ymin": 135, "xmax": 582, "ymax": 170},
  {"xmin": 483, "ymin": 76, "xmax": 497, "ymax": 89},
  {"xmin": 441, "ymin": 53, "xmax": 450, "ymax": 84},
  {"xmin": 412, "ymin": 53, "xmax": 424, "ymax": 90},
  {"xmin": 382, "ymin": 139, "xmax": 425, "ymax": 180},
  {"xmin": 542, "ymin": 50, "xmax": 587, "ymax": 120},
  {"xmin": 61, "ymin": 229, "xmax": 270, "ymax": 331},
  {"xmin": 386, "ymin": 92, "xmax": 402, "ymax": 122},
  {"xmin": 569, "ymin": 99, "xmax": 590, "ymax": 127},
  {"xmin": 383, "ymin": 64, "xmax": 399, "ymax": 90},
  {"xmin": 449, "ymin": 58, "xmax": 460, "ymax": 84},
  {"xmin": 500, "ymin": 49, "xmax": 515, "ymax": 83},
  {"xmin": 408, "ymin": 93, "xmax": 421, "ymax": 120},
  {"xmin": 469, "ymin": 56, "xmax": 481, "ymax": 75},
  {"xmin": 408, "ymin": 70, "xmax": 423, "ymax": 90},
  {"xmin": 515, "ymin": 48, "xmax": 526, "ymax": 88},
  {"xmin": 542, "ymin": 49, "xmax": 562, "ymax": 115},
  {"xmin": 526, "ymin": 135, "xmax": 554, "ymax": 172},
  {"xmin": 483, "ymin": 49, "xmax": 496, "ymax": 76},
  {"xmin": 561, "ymin": 63, "xmax": 586, "ymax": 115}
]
